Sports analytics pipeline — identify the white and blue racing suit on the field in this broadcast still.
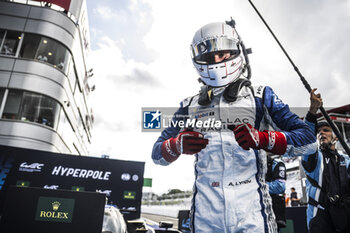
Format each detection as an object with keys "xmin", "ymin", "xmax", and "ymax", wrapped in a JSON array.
[{"xmin": 152, "ymin": 85, "xmax": 317, "ymax": 233}]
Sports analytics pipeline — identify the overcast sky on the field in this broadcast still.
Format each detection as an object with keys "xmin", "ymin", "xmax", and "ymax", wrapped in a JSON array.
[{"xmin": 85, "ymin": 0, "xmax": 350, "ymax": 194}]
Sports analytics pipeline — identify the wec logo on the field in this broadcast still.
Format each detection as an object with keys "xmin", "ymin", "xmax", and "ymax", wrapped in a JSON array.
[
  {"xmin": 20, "ymin": 162, "xmax": 43, "ymax": 169},
  {"xmin": 19, "ymin": 162, "xmax": 44, "ymax": 172},
  {"xmin": 44, "ymin": 185, "xmax": 59, "ymax": 190},
  {"xmin": 96, "ymin": 189, "xmax": 112, "ymax": 196}
]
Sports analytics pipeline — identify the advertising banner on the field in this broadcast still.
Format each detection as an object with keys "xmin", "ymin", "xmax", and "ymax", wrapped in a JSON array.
[
  {"xmin": 0, "ymin": 145, "xmax": 144, "ymax": 220},
  {"xmin": 32, "ymin": 0, "xmax": 71, "ymax": 11},
  {"xmin": 0, "ymin": 186, "xmax": 106, "ymax": 233},
  {"xmin": 143, "ymin": 178, "xmax": 152, "ymax": 187}
]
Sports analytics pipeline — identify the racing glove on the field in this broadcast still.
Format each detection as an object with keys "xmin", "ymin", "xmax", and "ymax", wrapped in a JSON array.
[
  {"xmin": 161, "ymin": 130, "xmax": 209, "ymax": 163},
  {"xmin": 232, "ymin": 123, "xmax": 287, "ymax": 155}
]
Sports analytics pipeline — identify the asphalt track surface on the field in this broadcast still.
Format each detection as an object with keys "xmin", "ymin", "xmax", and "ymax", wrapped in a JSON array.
[{"xmin": 141, "ymin": 213, "xmax": 179, "ymax": 229}]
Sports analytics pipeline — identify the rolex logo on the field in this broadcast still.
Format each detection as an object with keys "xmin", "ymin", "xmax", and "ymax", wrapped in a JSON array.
[
  {"xmin": 36, "ymin": 197, "xmax": 75, "ymax": 223},
  {"xmin": 52, "ymin": 201, "xmax": 60, "ymax": 211}
]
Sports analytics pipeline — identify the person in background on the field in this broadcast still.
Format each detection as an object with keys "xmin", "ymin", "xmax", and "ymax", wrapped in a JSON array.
[
  {"xmin": 151, "ymin": 19, "xmax": 317, "ymax": 233},
  {"xmin": 302, "ymin": 88, "xmax": 350, "ymax": 233},
  {"xmin": 1, "ymin": 44, "xmax": 14, "ymax": 55},
  {"xmin": 284, "ymin": 193, "xmax": 290, "ymax": 207},
  {"xmin": 266, "ymin": 154, "xmax": 287, "ymax": 231},
  {"xmin": 37, "ymin": 54, "xmax": 48, "ymax": 62},
  {"xmin": 290, "ymin": 187, "xmax": 300, "ymax": 206}
]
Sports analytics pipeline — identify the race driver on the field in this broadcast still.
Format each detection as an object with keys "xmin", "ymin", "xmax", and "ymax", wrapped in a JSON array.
[{"xmin": 151, "ymin": 20, "xmax": 317, "ymax": 233}]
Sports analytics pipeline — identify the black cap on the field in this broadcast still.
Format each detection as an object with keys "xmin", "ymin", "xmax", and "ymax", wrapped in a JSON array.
[
  {"xmin": 317, "ymin": 121, "xmax": 334, "ymax": 134},
  {"xmin": 317, "ymin": 121, "xmax": 330, "ymax": 129}
]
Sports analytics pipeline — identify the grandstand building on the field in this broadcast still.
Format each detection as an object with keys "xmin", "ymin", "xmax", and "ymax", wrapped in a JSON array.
[{"xmin": 0, "ymin": 0, "xmax": 93, "ymax": 155}]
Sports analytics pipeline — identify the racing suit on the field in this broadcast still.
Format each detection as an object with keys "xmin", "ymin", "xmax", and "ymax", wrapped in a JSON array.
[
  {"xmin": 266, "ymin": 157, "xmax": 287, "ymax": 230},
  {"xmin": 152, "ymin": 85, "xmax": 317, "ymax": 233},
  {"xmin": 303, "ymin": 112, "xmax": 350, "ymax": 232}
]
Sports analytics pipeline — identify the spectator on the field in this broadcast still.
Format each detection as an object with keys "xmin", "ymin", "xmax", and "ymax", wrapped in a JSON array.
[
  {"xmin": 1, "ymin": 44, "xmax": 14, "ymax": 55},
  {"xmin": 37, "ymin": 55, "xmax": 48, "ymax": 62},
  {"xmin": 151, "ymin": 19, "xmax": 317, "ymax": 232},
  {"xmin": 290, "ymin": 187, "xmax": 300, "ymax": 206},
  {"xmin": 57, "ymin": 61, "xmax": 65, "ymax": 70},
  {"xmin": 302, "ymin": 88, "xmax": 350, "ymax": 232}
]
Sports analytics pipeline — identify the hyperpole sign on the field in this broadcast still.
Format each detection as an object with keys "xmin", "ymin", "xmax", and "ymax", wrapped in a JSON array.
[{"xmin": 0, "ymin": 145, "xmax": 144, "ymax": 220}]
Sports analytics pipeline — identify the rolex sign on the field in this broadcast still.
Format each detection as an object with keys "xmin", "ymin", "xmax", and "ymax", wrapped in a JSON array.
[{"xmin": 35, "ymin": 197, "xmax": 75, "ymax": 223}]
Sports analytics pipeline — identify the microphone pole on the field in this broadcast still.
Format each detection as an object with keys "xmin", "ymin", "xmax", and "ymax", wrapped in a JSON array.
[{"xmin": 247, "ymin": 0, "xmax": 350, "ymax": 155}]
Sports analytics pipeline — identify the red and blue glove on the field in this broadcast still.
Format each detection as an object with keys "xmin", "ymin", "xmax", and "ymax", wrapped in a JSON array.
[
  {"xmin": 232, "ymin": 123, "xmax": 287, "ymax": 155},
  {"xmin": 161, "ymin": 130, "xmax": 209, "ymax": 162}
]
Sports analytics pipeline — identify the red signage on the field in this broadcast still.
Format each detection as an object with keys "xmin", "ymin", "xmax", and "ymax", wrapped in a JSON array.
[
  {"xmin": 330, "ymin": 116, "xmax": 350, "ymax": 123},
  {"xmin": 33, "ymin": 0, "xmax": 71, "ymax": 12}
]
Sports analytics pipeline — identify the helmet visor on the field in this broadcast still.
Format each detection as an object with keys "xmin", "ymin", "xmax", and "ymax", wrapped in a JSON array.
[
  {"xmin": 192, "ymin": 37, "xmax": 240, "ymax": 64},
  {"xmin": 194, "ymin": 50, "xmax": 240, "ymax": 65}
]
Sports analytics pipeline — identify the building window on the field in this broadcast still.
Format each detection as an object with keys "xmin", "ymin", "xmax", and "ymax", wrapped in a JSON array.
[
  {"xmin": 2, "ymin": 90, "xmax": 60, "ymax": 128},
  {"xmin": 36, "ymin": 36, "xmax": 71, "ymax": 73},
  {"xmin": 0, "ymin": 89, "xmax": 5, "ymax": 114},
  {"xmin": 0, "ymin": 30, "xmax": 5, "ymax": 48},
  {"xmin": 0, "ymin": 31, "xmax": 22, "ymax": 56},
  {"xmin": 19, "ymin": 33, "xmax": 72, "ymax": 74},
  {"xmin": 19, "ymin": 33, "xmax": 42, "ymax": 60},
  {"xmin": 2, "ymin": 90, "xmax": 22, "ymax": 120},
  {"xmin": 0, "ymin": 89, "xmax": 4, "ymax": 104},
  {"xmin": 20, "ymin": 92, "xmax": 60, "ymax": 127}
]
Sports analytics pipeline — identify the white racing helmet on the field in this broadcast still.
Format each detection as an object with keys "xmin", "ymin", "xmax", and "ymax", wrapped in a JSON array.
[{"xmin": 190, "ymin": 22, "xmax": 245, "ymax": 87}]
